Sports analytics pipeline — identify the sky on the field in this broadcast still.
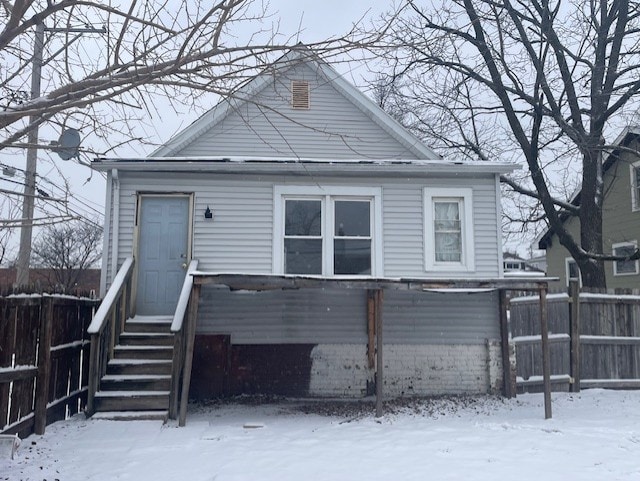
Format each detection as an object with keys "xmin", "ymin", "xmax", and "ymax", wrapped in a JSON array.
[
  {"xmin": 0, "ymin": 0, "xmax": 391, "ymax": 262},
  {"xmin": 2, "ymin": 389, "xmax": 640, "ymax": 480}
]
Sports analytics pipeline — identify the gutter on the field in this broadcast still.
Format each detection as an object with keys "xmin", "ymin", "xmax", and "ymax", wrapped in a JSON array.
[{"xmin": 92, "ymin": 157, "xmax": 519, "ymax": 176}]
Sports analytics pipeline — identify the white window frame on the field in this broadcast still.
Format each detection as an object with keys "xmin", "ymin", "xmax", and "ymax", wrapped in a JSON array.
[
  {"xmin": 423, "ymin": 187, "xmax": 475, "ymax": 272},
  {"xmin": 273, "ymin": 185, "xmax": 383, "ymax": 277},
  {"xmin": 565, "ymin": 257, "xmax": 582, "ymax": 287},
  {"xmin": 630, "ymin": 161, "xmax": 640, "ymax": 212},
  {"xmin": 612, "ymin": 241, "xmax": 639, "ymax": 276}
]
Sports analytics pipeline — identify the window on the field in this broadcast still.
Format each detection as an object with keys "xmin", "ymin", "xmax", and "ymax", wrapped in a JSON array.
[
  {"xmin": 333, "ymin": 200, "xmax": 371, "ymax": 275},
  {"xmin": 613, "ymin": 241, "xmax": 639, "ymax": 276},
  {"xmin": 274, "ymin": 186, "xmax": 381, "ymax": 276},
  {"xmin": 424, "ymin": 188, "xmax": 475, "ymax": 271},
  {"xmin": 565, "ymin": 258, "xmax": 581, "ymax": 287},
  {"xmin": 284, "ymin": 199, "xmax": 322, "ymax": 274},
  {"xmin": 630, "ymin": 161, "xmax": 640, "ymax": 211}
]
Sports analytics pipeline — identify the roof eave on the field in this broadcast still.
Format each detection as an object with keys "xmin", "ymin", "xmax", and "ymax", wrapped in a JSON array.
[{"xmin": 92, "ymin": 157, "xmax": 518, "ymax": 175}]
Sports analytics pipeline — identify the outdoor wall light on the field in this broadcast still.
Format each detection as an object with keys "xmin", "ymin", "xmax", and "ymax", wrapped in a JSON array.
[{"xmin": 204, "ymin": 206, "xmax": 213, "ymax": 219}]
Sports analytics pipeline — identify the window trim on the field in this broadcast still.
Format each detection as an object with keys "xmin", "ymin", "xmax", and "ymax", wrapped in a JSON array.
[
  {"xmin": 423, "ymin": 187, "xmax": 475, "ymax": 272},
  {"xmin": 273, "ymin": 185, "xmax": 383, "ymax": 277},
  {"xmin": 565, "ymin": 257, "xmax": 582, "ymax": 287},
  {"xmin": 612, "ymin": 241, "xmax": 639, "ymax": 276},
  {"xmin": 630, "ymin": 161, "xmax": 640, "ymax": 212}
]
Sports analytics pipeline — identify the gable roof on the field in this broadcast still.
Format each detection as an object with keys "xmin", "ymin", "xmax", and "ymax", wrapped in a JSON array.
[
  {"xmin": 150, "ymin": 48, "xmax": 440, "ymax": 160},
  {"xmin": 537, "ymin": 126, "xmax": 640, "ymax": 249}
]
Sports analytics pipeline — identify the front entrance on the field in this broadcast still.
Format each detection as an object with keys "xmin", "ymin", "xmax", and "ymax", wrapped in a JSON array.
[{"xmin": 136, "ymin": 196, "xmax": 190, "ymax": 315}]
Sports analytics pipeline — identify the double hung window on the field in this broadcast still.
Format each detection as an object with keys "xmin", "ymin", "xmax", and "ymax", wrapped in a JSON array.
[
  {"xmin": 276, "ymin": 186, "xmax": 381, "ymax": 276},
  {"xmin": 424, "ymin": 188, "xmax": 475, "ymax": 271},
  {"xmin": 612, "ymin": 242, "xmax": 639, "ymax": 276}
]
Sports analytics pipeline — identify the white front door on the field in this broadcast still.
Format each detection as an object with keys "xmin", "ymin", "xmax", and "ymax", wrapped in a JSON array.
[{"xmin": 136, "ymin": 196, "xmax": 190, "ymax": 315}]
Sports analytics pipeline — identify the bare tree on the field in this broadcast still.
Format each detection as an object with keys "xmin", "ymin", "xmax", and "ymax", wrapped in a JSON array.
[
  {"xmin": 1, "ymin": 0, "xmax": 375, "ymax": 150},
  {"xmin": 31, "ymin": 219, "xmax": 102, "ymax": 291},
  {"xmin": 374, "ymin": 0, "xmax": 640, "ymax": 287},
  {"xmin": 0, "ymin": 0, "xmax": 381, "ymax": 281}
]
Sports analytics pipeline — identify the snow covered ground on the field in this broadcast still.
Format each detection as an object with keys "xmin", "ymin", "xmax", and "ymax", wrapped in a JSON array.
[{"xmin": 2, "ymin": 389, "xmax": 639, "ymax": 481}]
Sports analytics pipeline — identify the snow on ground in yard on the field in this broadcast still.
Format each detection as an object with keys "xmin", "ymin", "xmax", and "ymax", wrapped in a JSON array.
[{"xmin": 2, "ymin": 389, "xmax": 640, "ymax": 480}]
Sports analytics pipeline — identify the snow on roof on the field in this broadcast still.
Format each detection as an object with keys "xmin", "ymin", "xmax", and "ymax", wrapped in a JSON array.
[{"xmin": 92, "ymin": 156, "xmax": 519, "ymax": 174}]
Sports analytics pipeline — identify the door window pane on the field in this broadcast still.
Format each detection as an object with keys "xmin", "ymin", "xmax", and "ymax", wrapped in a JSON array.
[
  {"xmin": 285, "ymin": 200, "xmax": 321, "ymax": 236},
  {"xmin": 285, "ymin": 239, "xmax": 322, "ymax": 274},
  {"xmin": 334, "ymin": 239, "xmax": 371, "ymax": 275},
  {"xmin": 335, "ymin": 201, "xmax": 370, "ymax": 237}
]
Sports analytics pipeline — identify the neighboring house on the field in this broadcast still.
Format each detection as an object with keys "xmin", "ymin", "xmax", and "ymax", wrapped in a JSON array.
[
  {"xmin": 503, "ymin": 251, "xmax": 546, "ymax": 276},
  {"xmin": 89, "ymin": 49, "xmax": 535, "ymax": 419},
  {"xmin": 539, "ymin": 126, "xmax": 640, "ymax": 289}
]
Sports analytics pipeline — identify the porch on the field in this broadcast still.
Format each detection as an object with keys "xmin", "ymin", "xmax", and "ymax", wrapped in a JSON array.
[{"xmin": 86, "ymin": 258, "xmax": 555, "ymax": 425}]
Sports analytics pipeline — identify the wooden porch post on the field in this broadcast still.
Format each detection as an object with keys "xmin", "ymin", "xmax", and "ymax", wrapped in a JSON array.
[
  {"xmin": 366, "ymin": 290, "xmax": 376, "ymax": 370},
  {"xmin": 539, "ymin": 286, "xmax": 552, "ymax": 419},
  {"xmin": 178, "ymin": 283, "xmax": 201, "ymax": 427},
  {"xmin": 375, "ymin": 289, "xmax": 384, "ymax": 418},
  {"xmin": 498, "ymin": 289, "xmax": 514, "ymax": 398},
  {"xmin": 569, "ymin": 280, "xmax": 581, "ymax": 393}
]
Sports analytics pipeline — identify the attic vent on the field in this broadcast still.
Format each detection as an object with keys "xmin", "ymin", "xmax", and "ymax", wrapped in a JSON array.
[{"xmin": 291, "ymin": 80, "xmax": 310, "ymax": 109}]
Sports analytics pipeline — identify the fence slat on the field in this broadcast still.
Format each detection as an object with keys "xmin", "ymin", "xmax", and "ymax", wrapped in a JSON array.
[
  {"xmin": 512, "ymin": 288, "xmax": 640, "ymax": 393},
  {"xmin": 1, "ymin": 295, "xmax": 100, "ymax": 435}
]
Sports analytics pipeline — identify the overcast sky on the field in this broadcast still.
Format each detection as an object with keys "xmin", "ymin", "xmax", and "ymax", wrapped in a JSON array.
[{"xmin": 6, "ymin": 1, "xmax": 389, "ymax": 228}]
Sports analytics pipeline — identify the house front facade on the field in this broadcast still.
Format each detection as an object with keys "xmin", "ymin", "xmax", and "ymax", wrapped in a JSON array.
[{"xmin": 92, "ymin": 50, "xmax": 522, "ymax": 408}]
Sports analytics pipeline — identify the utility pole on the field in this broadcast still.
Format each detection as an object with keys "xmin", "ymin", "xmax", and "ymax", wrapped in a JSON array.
[
  {"xmin": 15, "ymin": 21, "xmax": 44, "ymax": 287},
  {"xmin": 15, "ymin": 23, "xmax": 106, "ymax": 286}
]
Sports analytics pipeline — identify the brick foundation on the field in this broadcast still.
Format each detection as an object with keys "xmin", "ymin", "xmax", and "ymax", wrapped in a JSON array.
[{"xmin": 308, "ymin": 342, "xmax": 503, "ymax": 398}]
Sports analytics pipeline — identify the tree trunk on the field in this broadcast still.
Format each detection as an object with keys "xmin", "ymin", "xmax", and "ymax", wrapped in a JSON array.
[{"xmin": 577, "ymin": 143, "xmax": 606, "ymax": 288}]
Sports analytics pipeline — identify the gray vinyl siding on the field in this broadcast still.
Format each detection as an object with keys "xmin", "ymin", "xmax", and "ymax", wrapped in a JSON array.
[
  {"xmin": 384, "ymin": 290, "xmax": 499, "ymax": 344},
  {"xmin": 173, "ymin": 63, "xmax": 419, "ymax": 160},
  {"xmin": 197, "ymin": 286, "xmax": 498, "ymax": 345},
  {"xmin": 197, "ymin": 286, "xmax": 367, "ymax": 344},
  {"xmin": 383, "ymin": 176, "xmax": 501, "ymax": 277},
  {"xmin": 105, "ymin": 171, "xmax": 501, "ymax": 286}
]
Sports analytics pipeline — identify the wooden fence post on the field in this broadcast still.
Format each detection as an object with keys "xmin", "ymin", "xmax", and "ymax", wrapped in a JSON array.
[
  {"xmin": 569, "ymin": 280, "xmax": 581, "ymax": 393},
  {"xmin": 498, "ymin": 289, "xmax": 514, "ymax": 398},
  {"xmin": 34, "ymin": 297, "xmax": 54, "ymax": 435},
  {"xmin": 539, "ymin": 287, "xmax": 552, "ymax": 419}
]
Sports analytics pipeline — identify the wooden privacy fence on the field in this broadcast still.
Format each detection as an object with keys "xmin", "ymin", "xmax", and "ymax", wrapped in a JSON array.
[
  {"xmin": 510, "ymin": 284, "xmax": 640, "ymax": 392},
  {"xmin": 0, "ymin": 295, "xmax": 99, "ymax": 437}
]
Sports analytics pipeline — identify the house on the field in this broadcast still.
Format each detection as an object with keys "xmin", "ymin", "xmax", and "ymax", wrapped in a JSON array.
[
  {"xmin": 538, "ymin": 126, "xmax": 640, "ymax": 289},
  {"xmin": 88, "ymin": 49, "xmax": 545, "ymax": 421},
  {"xmin": 502, "ymin": 252, "xmax": 546, "ymax": 276}
]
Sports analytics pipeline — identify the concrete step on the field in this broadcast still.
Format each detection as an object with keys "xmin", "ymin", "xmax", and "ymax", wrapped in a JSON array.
[
  {"xmin": 113, "ymin": 345, "xmax": 174, "ymax": 360},
  {"xmin": 91, "ymin": 410, "xmax": 168, "ymax": 422},
  {"xmin": 125, "ymin": 316, "xmax": 173, "ymax": 334},
  {"xmin": 106, "ymin": 359, "xmax": 172, "ymax": 376},
  {"xmin": 118, "ymin": 332, "xmax": 174, "ymax": 346},
  {"xmin": 94, "ymin": 391, "xmax": 170, "ymax": 411},
  {"xmin": 100, "ymin": 374, "xmax": 171, "ymax": 392}
]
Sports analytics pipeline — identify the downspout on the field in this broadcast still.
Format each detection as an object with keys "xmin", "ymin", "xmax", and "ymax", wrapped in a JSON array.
[
  {"xmin": 99, "ymin": 169, "xmax": 114, "ymax": 297},
  {"xmin": 110, "ymin": 169, "xmax": 121, "ymax": 290}
]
